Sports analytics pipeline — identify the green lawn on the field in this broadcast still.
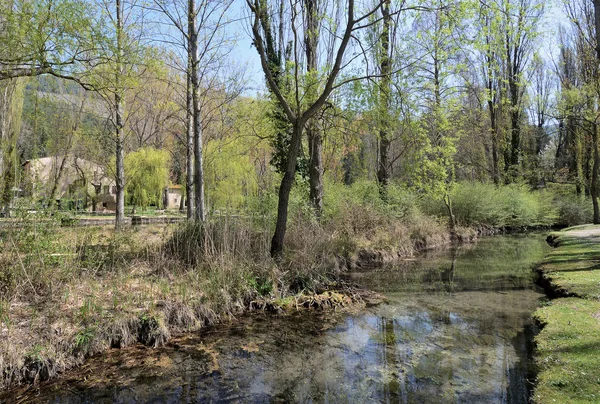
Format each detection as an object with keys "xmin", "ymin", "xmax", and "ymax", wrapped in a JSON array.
[{"xmin": 534, "ymin": 226, "xmax": 600, "ymax": 403}]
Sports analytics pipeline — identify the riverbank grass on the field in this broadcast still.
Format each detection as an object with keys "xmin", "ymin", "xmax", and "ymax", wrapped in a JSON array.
[
  {"xmin": 0, "ymin": 194, "xmax": 447, "ymax": 390},
  {"xmin": 534, "ymin": 225, "xmax": 600, "ymax": 403}
]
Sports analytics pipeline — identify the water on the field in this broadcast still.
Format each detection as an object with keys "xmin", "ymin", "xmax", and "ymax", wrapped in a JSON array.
[{"xmin": 6, "ymin": 234, "xmax": 550, "ymax": 403}]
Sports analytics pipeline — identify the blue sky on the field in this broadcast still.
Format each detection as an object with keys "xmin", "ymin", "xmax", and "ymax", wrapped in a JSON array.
[{"xmin": 229, "ymin": 0, "xmax": 263, "ymax": 95}]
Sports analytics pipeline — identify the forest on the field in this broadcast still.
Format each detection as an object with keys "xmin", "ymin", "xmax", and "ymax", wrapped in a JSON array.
[
  {"xmin": 1, "ymin": 0, "xmax": 600, "ymax": 400},
  {"xmin": 1, "ymin": 0, "xmax": 599, "ymax": 248}
]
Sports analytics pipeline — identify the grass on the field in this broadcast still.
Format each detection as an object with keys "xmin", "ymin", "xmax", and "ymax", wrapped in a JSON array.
[{"xmin": 533, "ymin": 226, "xmax": 600, "ymax": 403}]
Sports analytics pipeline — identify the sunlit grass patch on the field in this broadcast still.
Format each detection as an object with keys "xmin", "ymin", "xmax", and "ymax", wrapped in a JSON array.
[
  {"xmin": 534, "ymin": 226, "xmax": 600, "ymax": 403},
  {"xmin": 534, "ymin": 298, "xmax": 600, "ymax": 404}
]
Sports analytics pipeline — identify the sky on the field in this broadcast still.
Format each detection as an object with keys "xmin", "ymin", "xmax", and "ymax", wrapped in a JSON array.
[{"xmin": 228, "ymin": 0, "xmax": 264, "ymax": 95}]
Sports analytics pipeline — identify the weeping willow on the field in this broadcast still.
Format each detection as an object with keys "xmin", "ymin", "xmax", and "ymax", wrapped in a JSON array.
[{"xmin": 0, "ymin": 77, "xmax": 25, "ymax": 216}]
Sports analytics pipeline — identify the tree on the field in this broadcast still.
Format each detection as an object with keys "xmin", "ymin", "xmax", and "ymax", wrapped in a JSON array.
[
  {"xmin": 304, "ymin": 0, "xmax": 324, "ymax": 216},
  {"xmin": 474, "ymin": 1, "xmax": 503, "ymax": 184},
  {"xmin": 124, "ymin": 147, "xmax": 170, "ymax": 212},
  {"xmin": 376, "ymin": 0, "xmax": 393, "ymax": 199},
  {"xmin": 48, "ymin": 93, "xmax": 88, "ymax": 206},
  {"xmin": 558, "ymin": 0, "xmax": 600, "ymax": 223},
  {"xmin": 0, "ymin": 0, "xmax": 98, "ymax": 82},
  {"xmin": 151, "ymin": 0, "xmax": 235, "ymax": 222},
  {"xmin": 247, "ymin": 0, "xmax": 393, "ymax": 257},
  {"xmin": 411, "ymin": 0, "xmax": 468, "ymax": 228},
  {"xmin": 500, "ymin": 0, "xmax": 544, "ymax": 180},
  {"xmin": 0, "ymin": 78, "xmax": 24, "ymax": 216},
  {"xmin": 90, "ymin": 0, "xmax": 155, "ymax": 229},
  {"xmin": 554, "ymin": 32, "xmax": 584, "ymax": 194},
  {"xmin": 591, "ymin": 0, "xmax": 600, "ymax": 223}
]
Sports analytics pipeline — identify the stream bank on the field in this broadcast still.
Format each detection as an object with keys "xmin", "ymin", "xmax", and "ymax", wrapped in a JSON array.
[
  {"xmin": 2, "ymin": 233, "xmax": 550, "ymax": 402},
  {"xmin": 533, "ymin": 225, "xmax": 600, "ymax": 403},
  {"xmin": 0, "ymin": 213, "xmax": 551, "ymax": 395},
  {"xmin": 0, "ymin": 215, "xmax": 458, "ymax": 392}
]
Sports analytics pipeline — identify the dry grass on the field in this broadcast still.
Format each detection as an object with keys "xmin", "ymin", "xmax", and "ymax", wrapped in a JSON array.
[{"xmin": 0, "ymin": 203, "xmax": 455, "ymax": 391}]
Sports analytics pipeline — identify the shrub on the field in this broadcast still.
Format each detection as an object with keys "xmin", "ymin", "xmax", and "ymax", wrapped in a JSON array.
[
  {"xmin": 422, "ymin": 182, "xmax": 560, "ymax": 228},
  {"xmin": 554, "ymin": 195, "xmax": 593, "ymax": 227}
]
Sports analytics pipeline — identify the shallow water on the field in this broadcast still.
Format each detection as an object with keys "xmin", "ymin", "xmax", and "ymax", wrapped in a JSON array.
[{"xmin": 7, "ymin": 234, "xmax": 550, "ymax": 403}]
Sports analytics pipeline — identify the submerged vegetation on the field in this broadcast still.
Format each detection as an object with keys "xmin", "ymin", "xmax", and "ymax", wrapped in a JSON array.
[{"xmin": 1, "ymin": 234, "xmax": 549, "ymax": 403}]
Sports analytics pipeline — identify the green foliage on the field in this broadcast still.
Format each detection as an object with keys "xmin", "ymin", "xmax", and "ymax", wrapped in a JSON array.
[
  {"xmin": 124, "ymin": 148, "xmax": 170, "ymax": 210},
  {"xmin": 323, "ymin": 179, "xmax": 420, "ymax": 222},
  {"xmin": 421, "ymin": 182, "xmax": 559, "ymax": 228},
  {"xmin": 554, "ymin": 195, "xmax": 593, "ymax": 227},
  {"xmin": 0, "ymin": 0, "xmax": 99, "ymax": 79},
  {"xmin": 413, "ymin": 132, "xmax": 458, "ymax": 202},
  {"xmin": 204, "ymin": 136, "xmax": 259, "ymax": 211},
  {"xmin": 75, "ymin": 326, "xmax": 96, "ymax": 350},
  {"xmin": 248, "ymin": 276, "xmax": 273, "ymax": 297}
]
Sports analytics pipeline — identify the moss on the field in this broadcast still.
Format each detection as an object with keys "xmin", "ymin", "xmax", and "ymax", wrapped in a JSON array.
[{"xmin": 534, "ymin": 226, "xmax": 600, "ymax": 403}]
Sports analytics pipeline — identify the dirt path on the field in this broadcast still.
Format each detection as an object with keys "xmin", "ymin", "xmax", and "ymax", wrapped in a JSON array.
[{"xmin": 560, "ymin": 225, "xmax": 600, "ymax": 239}]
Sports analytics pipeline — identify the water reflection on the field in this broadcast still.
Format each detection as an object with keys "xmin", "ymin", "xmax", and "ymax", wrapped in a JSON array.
[{"xmin": 5, "ymin": 234, "xmax": 549, "ymax": 403}]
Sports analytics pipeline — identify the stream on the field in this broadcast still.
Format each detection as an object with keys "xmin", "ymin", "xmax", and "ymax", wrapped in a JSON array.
[{"xmin": 7, "ymin": 233, "xmax": 550, "ymax": 403}]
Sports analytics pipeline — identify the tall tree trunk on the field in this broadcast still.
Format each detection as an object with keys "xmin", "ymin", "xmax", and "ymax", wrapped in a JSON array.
[
  {"xmin": 115, "ymin": 0, "xmax": 125, "ymax": 230},
  {"xmin": 271, "ymin": 119, "xmax": 304, "ymax": 258},
  {"xmin": 504, "ymin": 24, "xmax": 521, "ymax": 180},
  {"xmin": 486, "ymin": 71, "xmax": 500, "ymax": 185},
  {"xmin": 444, "ymin": 193, "xmax": 456, "ymax": 229},
  {"xmin": 304, "ymin": 0, "xmax": 323, "ymax": 217},
  {"xmin": 185, "ymin": 50, "xmax": 194, "ymax": 220},
  {"xmin": 376, "ymin": 0, "xmax": 391, "ymax": 200},
  {"xmin": 490, "ymin": 111, "xmax": 500, "ymax": 185},
  {"xmin": 1, "ymin": 140, "xmax": 14, "ymax": 217},
  {"xmin": 307, "ymin": 122, "xmax": 323, "ymax": 215},
  {"xmin": 575, "ymin": 130, "xmax": 584, "ymax": 196},
  {"xmin": 592, "ymin": 123, "xmax": 600, "ymax": 224},
  {"xmin": 189, "ymin": 0, "xmax": 205, "ymax": 222},
  {"xmin": 592, "ymin": 0, "xmax": 600, "ymax": 222},
  {"xmin": 0, "ymin": 85, "xmax": 9, "ymax": 187},
  {"xmin": 509, "ymin": 101, "xmax": 521, "ymax": 167},
  {"xmin": 49, "ymin": 155, "xmax": 69, "ymax": 205},
  {"xmin": 565, "ymin": 119, "xmax": 585, "ymax": 196}
]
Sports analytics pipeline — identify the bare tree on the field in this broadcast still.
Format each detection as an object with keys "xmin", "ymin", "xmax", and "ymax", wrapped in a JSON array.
[
  {"xmin": 150, "ymin": 0, "xmax": 234, "ymax": 222},
  {"xmin": 247, "ymin": 0, "xmax": 393, "ymax": 257}
]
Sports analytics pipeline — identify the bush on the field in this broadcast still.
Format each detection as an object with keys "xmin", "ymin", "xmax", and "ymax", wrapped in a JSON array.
[
  {"xmin": 554, "ymin": 195, "xmax": 593, "ymax": 227},
  {"xmin": 422, "ymin": 182, "xmax": 560, "ymax": 228},
  {"xmin": 323, "ymin": 179, "xmax": 420, "ymax": 223}
]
